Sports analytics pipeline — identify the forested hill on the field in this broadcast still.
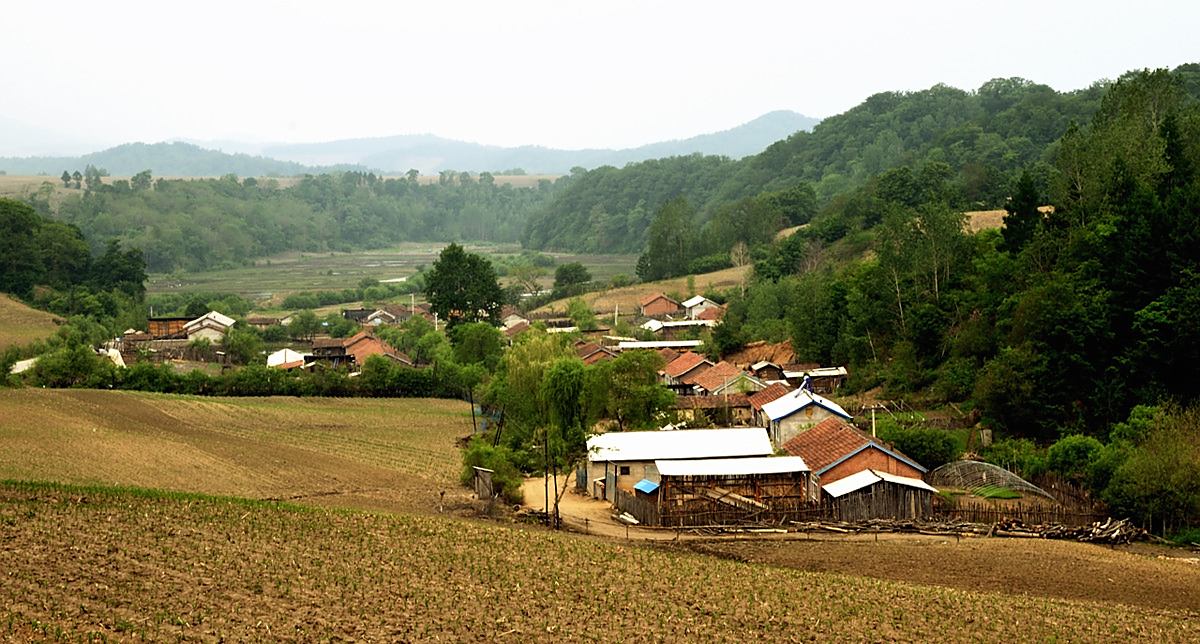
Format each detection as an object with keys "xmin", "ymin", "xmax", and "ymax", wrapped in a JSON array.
[
  {"xmin": 258, "ymin": 111, "xmax": 819, "ymax": 173},
  {"xmin": 523, "ymin": 72, "xmax": 1151, "ymax": 253},
  {"xmin": 0, "ymin": 142, "xmax": 362, "ymax": 177}
]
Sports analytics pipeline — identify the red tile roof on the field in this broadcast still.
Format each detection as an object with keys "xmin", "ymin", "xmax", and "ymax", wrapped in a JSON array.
[
  {"xmin": 639, "ymin": 292, "xmax": 678, "ymax": 308},
  {"xmin": 782, "ymin": 417, "xmax": 922, "ymax": 474},
  {"xmin": 748, "ymin": 382, "xmax": 791, "ymax": 411},
  {"xmin": 663, "ymin": 351, "xmax": 712, "ymax": 379},
  {"xmin": 503, "ymin": 320, "xmax": 530, "ymax": 337},
  {"xmin": 689, "ymin": 361, "xmax": 744, "ymax": 392},
  {"xmin": 657, "ymin": 348, "xmax": 680, "ymax": 364},
  {"xmin": 697, "ymin": 306, "xmax": 725, "ymax": 321}
]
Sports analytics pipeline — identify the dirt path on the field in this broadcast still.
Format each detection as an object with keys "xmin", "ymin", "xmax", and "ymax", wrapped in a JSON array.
[{"xmin": 519, "ymin": 476, "xmax": 683, "ymax": 540}]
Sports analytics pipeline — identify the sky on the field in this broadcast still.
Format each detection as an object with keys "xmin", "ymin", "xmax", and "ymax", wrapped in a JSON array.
[{"xmin": 3, "ymin": 0, "xmax": 1198, "ymax": 154}]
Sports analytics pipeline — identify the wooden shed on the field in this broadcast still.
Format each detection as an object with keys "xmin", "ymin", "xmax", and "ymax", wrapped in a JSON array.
[
  {"xmin": 647, "ymin": 456, "xmax": 818, "ymax": 527},
  {"xmin": 822, "ymin": 469, "xmax": 937, "ymax": 521}
]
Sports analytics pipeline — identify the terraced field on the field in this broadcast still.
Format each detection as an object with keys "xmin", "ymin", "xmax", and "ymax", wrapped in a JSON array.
[{"xmin": 2, "ymin": 482, "xmax": 1196, "ymax": 642}]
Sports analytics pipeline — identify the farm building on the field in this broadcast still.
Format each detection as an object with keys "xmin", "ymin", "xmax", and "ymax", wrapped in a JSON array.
[
  {"xmin": 782, "ymin": 417, "xmax": 926, "ymax": 485},
  {"xmin": 575, "ymin": 341, "xmax": 616, "ymax": 365},
  {"xmin": 581, "ymin": 427, "xmax": 774, "ymax": 501},
  {"xmin": 748, "ymin": 382, "xmax": 791, "ymax": 426},
  {"xmin": 690, "ymin": 362, "xmax": 766, "ymax": 396},
  {"xmin": 640, "ymin": 318, "xmax": 718, "ymax": 339},
  {"xmin": 621, "ymin": 456, "xmax": 817, "ymax": 527},
  {"xmin": 749, "ymin": 361, "xmax": 786, "ymax": 383},
  {"xmin": 782, "ymin": 366, "xmax": 848, "ymax": 394},
  {"xmin": 822, "ymin": 469, "xmax": 937, "ymax": 521},
  {"xmin": 184, "ymin": 311, "xmax": 236, "ymax": 343},
  {"xmin": 310, "ymin": 331, "xmax": 411, "ymax": 368},
  {"xmin": 681, "ymin": 295, "xmax": 721, "ymax": 320},
  {"xmin": 760, "ymin": 387, "xmax": 852, "ymax": 448},
  {"xmin": 617, "ymin": 339, "xmax": 704, "ymax": 351},
  {"xmin": 661, "ymin": 351, "xmax": 714, "ymax": 392},
  {"xmin": 147, "ymin": 316, "xmax": 191, "ymax": 340},
  {"xmin": 638, "ymin": 292, "xmax": 682, "ymax": 318},
  {"xmin": 267, "ymin": 348, "xmax": 306, "ymax": 369},
  {"xmin": 672, "ymin": 393, "xmax": 753, "ymax": 425},
  {"xmin": 342, "ymin": 308, "xmax": 374, "ymax": 324}
]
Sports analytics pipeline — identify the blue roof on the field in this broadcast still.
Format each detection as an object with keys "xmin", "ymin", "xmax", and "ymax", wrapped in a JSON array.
[{"xmin": 633, "ymin": 479, "xmax": 660, "ymax": 494}]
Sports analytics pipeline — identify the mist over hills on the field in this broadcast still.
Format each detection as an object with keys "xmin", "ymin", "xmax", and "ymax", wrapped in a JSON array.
[
  {"xmin": 0, "ymin": 111, "xmax": 819, "ymax": 177},
  {"xmin": 258, "ymin": 110, "xmax": 820, "ymax": 173}
]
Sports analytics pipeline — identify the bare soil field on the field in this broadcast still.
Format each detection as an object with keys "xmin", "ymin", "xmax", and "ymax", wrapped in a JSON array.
[
  {"xmin": 2, "ymin": 482, "xmax": 1195, "ymax": 642},
  {"xmin": 0, "ymin": 389, "xmax": 469, "ymax": 514},
  {"xmin": 687, "ymin": 537, "xmax": 1200, "ymax": 613},
  {"xmin": 536, "ymin": 265, "xmax": 750, "ymax": 315},
  {"xmin": 0, "ymin": 294, "xmax": 61, "ymax": 351}
]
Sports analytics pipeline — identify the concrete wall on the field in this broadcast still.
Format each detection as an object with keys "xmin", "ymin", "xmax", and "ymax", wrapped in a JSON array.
[
  {"xmin": 820, "ymin": 448, "xmax": 924, "ymax": 485},
  {"xmin": 585, "ymin": 459, "xmax": 660, "ymax": 501},
  {"xmin": 771, "ymin": 406, "xmax": 841, "ymax": 447}
]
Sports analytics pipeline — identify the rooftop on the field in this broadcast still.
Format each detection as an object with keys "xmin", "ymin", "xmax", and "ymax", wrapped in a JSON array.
[
  {"xmin": 761, "ymin": 388, "xmax": 851, "ymax": 422},
  {"xmin": 747, "ymin": 382, "xmax": 791, "ymax": 411},
  {"xmin": 586, "ymin": 427, "xmax": 773, "ymax": 463},
  {"xmin": 664, "ymin": 351, "xmax": 713, "ymax": 379},
  {"xmin": 782, "ymin": 417, "xmax": 925, "ymax": 475},
  {"xmin": 823, "ymin": 469, "xmax": 938, "ymax": 498},
  {"xmin": 656, "ymin": 455, "xmax": 810, "ymax": 477}
]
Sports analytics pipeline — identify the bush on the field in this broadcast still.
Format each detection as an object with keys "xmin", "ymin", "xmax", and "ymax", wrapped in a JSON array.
[
  {"xmin": 460, "ymin": 438, "xmax": 525, "ymax": 504},
  {"xmin": 1047, "ymin": 434, "xmax": 1103, "ymax": 481},
  {"xmin": 877, "ymin": 426, "xmax": 960, "ymax": 470},
  {"xmin": 980, "ymin": 437, "xmax": 1046, "ymax": 479},
  {"xmin": 686, "ymin": 253, "xmax": 733, "ymax": 275}
]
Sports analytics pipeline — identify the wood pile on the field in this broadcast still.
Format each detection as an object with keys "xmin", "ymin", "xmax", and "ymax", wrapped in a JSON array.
[{"xmin": 774, "ymin": 517, "xmax": 1156, "ymax": 544}]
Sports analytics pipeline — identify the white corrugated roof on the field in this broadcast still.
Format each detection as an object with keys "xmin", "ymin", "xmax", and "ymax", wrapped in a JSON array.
[
  {"xmin": 761, "ymin": 388, "xmax": 851, "ymax": 421},
  {"xmin": 750, "ymin": 361, "xmax": 777, "ymax": 371},
  {"xmin": 267, "ymin": 348, "xmax": 306, "ymax": 367},
  {"xmin": 655, "ymin": 456, "xmax": 810, "ymax": 476},
  {"xmin": 185, "ymin": 310, "xmax": 236, "ymax": 330},
  {"xmin": 681, "ymin": 295, "xmax": 711, "ymax": 308},
  {"xmin": 617, "ymin": 340, "xmax": 704, "ymax": 350},
  {"xmin": 822, "ymin": 469, "xmax": 938, "ymax": 498},
  {"xmin": 587, "ymin": 428, "xmax": 772, "ymax": 462}
]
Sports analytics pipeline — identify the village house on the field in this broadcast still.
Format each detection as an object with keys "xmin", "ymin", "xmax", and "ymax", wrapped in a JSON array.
[
  {"xmin": 782, "ymin": 365, "xmax": 849, "ymax": 393},
  {"xmin": 626, "ymin": 456, "xmax": 818, "ymax": 527},
  {"xmin": 781, "ymin": 417, "xmax": 926, "ymax": 485},
  {"xmin": 749, "ymin": 361, "xmax": 786, "ymax": 383},
  {"xmin": 184, "ymin": 311, "xmax": 236, "ymax": 343},
  {"xmin": 747, "ymin": 382, "xmax": 791, "ymax": 427},
  {"xmin": 575, "ymin": 341, "xmax": 616, "ymax": 365},
  {"xmin": 309, "ymin": 331, "xmax": 411, "ymax": 369},
  {"xmin": 244, "ymin": 315, "xmax": 282, "ymax": 330},
  {"xmin": 341, "ymin": 308, "xmax": 374, "ymax": 324},
  {"xmin": 822, "ymin": 469, "xmax": 937, "ymax": 521},
  {"xmin": 760, "ymin": 387, "xmax": 853, "ymax": 448},
  {"xmin": 681, "ymin": 295, "xmax": 720, "ymax": 320},
  {"xmin": 364, "ymin": 309, "xmax": 398, "ymax": 326},
  {"xmin": 638, "ymin": 292, "xmax": 682, "ymax": 318},
  {"xmin": 690, "ymin": 361, "xmax": 766, "ymax": 396},
  {"xmin": 661, "ymin": 351, "xmax": 714, "ymax": 394},
  {"xmin": 581, "ymin": 427, "xmax": 774, "ymax": 501}
]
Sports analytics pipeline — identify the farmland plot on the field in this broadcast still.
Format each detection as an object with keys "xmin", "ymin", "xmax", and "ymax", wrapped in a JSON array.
[
  {"xmin": 1, "ymin": 481, "xmax": 1196, "ymax": 642},
  {"xmin": 0, "ymin": 389, "xmax": 469, "ymax": 514}
]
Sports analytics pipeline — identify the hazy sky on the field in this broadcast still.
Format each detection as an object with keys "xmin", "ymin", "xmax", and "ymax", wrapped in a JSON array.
[{"xmin": 4, "ymin": 0, "xmax": 1197, "ymax": 152}]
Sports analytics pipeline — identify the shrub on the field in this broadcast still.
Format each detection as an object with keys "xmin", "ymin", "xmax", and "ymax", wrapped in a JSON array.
[
  {"xmin": 1047, "ymin": 434, "xmax": 1103, "ymax": 481},
  {"xmin": 460, "ymin": 438, "xmax": 525, "ymax": 504}
]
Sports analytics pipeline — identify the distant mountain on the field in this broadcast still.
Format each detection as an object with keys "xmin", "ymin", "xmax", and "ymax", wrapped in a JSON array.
[
  {"xmin": 258, "ymin": 111, "xmax": 821, "ymax": 174},
  {"xmin": 0, "ymin": 142, "xmax": 362, "ymax": 177},
  {"xmin": 0, "ymin": 116, "xmax": 113, "ymax": 157},
  {"xmin": 0, "ymin": 111, "xmax": 819, "ymax": 177}
]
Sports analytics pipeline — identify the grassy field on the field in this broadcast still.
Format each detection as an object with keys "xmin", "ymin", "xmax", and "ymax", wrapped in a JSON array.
[
  {"xmin": 536, "ymin": 265, "xmax": 750, "ymax": 315},
  {"xmin": 2, "ymin": 482, "xmax": 1196, "ymax": 642},
  {"xmin": 147, "ymin": 242, "xmax": 636, "ymax": 304},
  {"xmin": 0, "ymin": 294, "xmax": 61, "ymax": 351},
  {"xmin": 0, "ymin": 389, "xmax": 469, "ymax": 514}
]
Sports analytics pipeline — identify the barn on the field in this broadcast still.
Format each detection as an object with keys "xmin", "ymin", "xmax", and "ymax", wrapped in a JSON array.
[
  {"xmin": 822, "ymin": 469, "xmax": 938, "ymax": 521},
  {"xmin": 648, "ymin": 456, "xmax": 818, "ymax": 527},
  {"xmin": 581, "ymin": 427, "xmax": 773, "ymax": 501}
]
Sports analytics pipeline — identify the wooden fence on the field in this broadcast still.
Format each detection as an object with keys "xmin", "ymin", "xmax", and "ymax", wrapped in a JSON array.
[
  {"xmin": 614, "ymin": 489, "xmax": 659, "ymax": 526},
  {"xmin": 934, "ymin": 501, "xmax": 1107, "ymax": 527}
]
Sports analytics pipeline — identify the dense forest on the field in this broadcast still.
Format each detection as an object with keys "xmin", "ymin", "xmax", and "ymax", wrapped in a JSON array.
[
  {"xmin": 523, "ymin": 75, "xmax": 1118, "ymax": 254},
  {"xmin": 703, "ymin": 67, "xmax": 1200, "ymax": 531},
  {"xmin": 32, "ymin": 171, "xmax": 563, "ymax": 273}
]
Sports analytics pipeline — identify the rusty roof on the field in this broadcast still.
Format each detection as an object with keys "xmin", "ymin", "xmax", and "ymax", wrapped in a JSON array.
[
  {"xmin": 663, "ymin": 351, "xmax": 712, "ymax": 379},
  {"xmin": 781, "ymin": 417, "xmax": 924, "ymax": 475},
  {"xmin": 689, "ymin": 361, "xmax": 745, "ymax": 392},
  {"xmin": 747, "ymin": 382, "xmax": 791, "ymax": 411}
]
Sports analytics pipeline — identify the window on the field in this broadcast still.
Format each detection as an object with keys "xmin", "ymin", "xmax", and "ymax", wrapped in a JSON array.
[{"xmin": 619, "ymin": 466, "xmax": 631, "ymax": 476}]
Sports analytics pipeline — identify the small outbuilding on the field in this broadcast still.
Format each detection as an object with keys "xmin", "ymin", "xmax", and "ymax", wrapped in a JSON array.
[
  {"xmin": 639, "ymin": 292, "xmax": 682, "ymax": 318},
  {"xmin": 650, "ymin": 456, "xmax": 818, "ymax": 527},
  {"xmin": 822, "ymin": 469, "xmax": 937, "ymax": 521},
  {"xmin": 782, "ymin": 417, "xmax": 926, "ymax": 485}
]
